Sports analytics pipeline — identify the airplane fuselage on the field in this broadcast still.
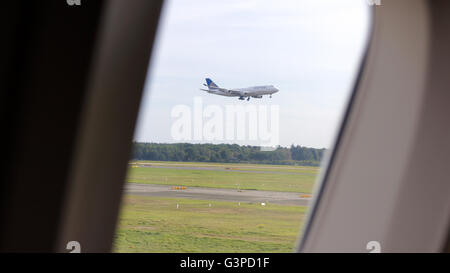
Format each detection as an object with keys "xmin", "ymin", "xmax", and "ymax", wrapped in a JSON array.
[
  {"xmin": 207, "ymin": 86, "xmax": 277, "ymax": 97},
  {"xmin": 201, "ymin": 78, "xmax": 279, "ymax": 100}
]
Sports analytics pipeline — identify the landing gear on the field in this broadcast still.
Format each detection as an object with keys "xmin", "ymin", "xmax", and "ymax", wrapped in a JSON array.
[
  {"xmin": 238, "ymin": 96, "xmax": 251, "ymax": 101},
  {"xmin": 270, "ymin": 95, "xmax": 272, "ymax": 98}
]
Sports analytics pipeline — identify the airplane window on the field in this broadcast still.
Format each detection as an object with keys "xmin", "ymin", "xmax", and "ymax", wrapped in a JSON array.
[{"xmin": 113, "ymin": 0, "xmax": 370, "ymax": 252}]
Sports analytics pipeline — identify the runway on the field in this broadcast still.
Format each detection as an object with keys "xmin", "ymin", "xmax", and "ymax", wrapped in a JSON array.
[
  {"xmin": 132, "ymin": 163, "xmax": 317, "ymax": 176},
  {"xmin": 125, "ymin": 183, "xmax": 311, "ymax": 206}
]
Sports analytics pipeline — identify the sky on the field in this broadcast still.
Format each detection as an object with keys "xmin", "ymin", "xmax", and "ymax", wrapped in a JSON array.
[{"xmin": 134, "ymin": 0, "xmax": 371, "ymax": 149}]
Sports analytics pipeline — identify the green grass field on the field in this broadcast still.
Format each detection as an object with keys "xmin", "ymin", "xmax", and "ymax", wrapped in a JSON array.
[
  {"xmin": 115, "ymin": 161, "xmax": 317, "ymax": 252},
  {"xmin": 114, "ymin": 195, "xmax": 307, "ymax": 253},
  {"xmin": 127, "ymin": 161, "xmax": 319, "ymax": 193},
  {"xmin": 131, "ymin": 160, "xmax": 319, "ymax": 172}
]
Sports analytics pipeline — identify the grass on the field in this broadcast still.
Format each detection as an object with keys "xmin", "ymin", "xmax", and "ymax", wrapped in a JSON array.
[
  {"xmin": 127, "ymin": 161, "xmax": 318, "ymax": 193},
  {"xmin": 113, "ymin": 195, "xmax": 307, "ymax": 253},
  {"xmin": 116, "ymin": 161, "xmax": 317, "ymax": 252},
  {"xmin": 132, "ymin": 160, "xmax": 319, "ymax": 172}
]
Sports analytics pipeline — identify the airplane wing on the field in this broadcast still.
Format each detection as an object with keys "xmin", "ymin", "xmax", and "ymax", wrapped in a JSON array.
[
  {"xmin": 227, "ymin": 89, "xmax": 244, "ymax": 96},
  {"xmin": 200, "ymin": 87, "xmax": 242, "ymax": 95},
  {"xmin": 199, "ymin": 88, "xmax": 229, "ymax": 92}
]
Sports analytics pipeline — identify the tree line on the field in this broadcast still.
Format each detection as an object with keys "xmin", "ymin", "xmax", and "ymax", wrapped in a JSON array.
[{"xmin": 131, "ymin": 142, "xmax": 326, "ymax": 166}]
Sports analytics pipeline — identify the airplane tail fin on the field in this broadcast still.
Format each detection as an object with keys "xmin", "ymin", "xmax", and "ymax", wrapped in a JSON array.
[{"xmin": 205, "ymin": 78, "xmax": 219, "ymax": 90}]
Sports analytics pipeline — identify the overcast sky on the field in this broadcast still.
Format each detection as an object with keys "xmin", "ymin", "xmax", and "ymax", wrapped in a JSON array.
[{"xmin": 134, "ymin": 0, "xmax": 370, "ymax": 149}]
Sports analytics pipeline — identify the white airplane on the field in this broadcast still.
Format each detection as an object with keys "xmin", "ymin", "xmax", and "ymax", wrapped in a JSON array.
[{"xmin": 200, "ymin": 78, "xmax": 279, "ymax": 101}]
